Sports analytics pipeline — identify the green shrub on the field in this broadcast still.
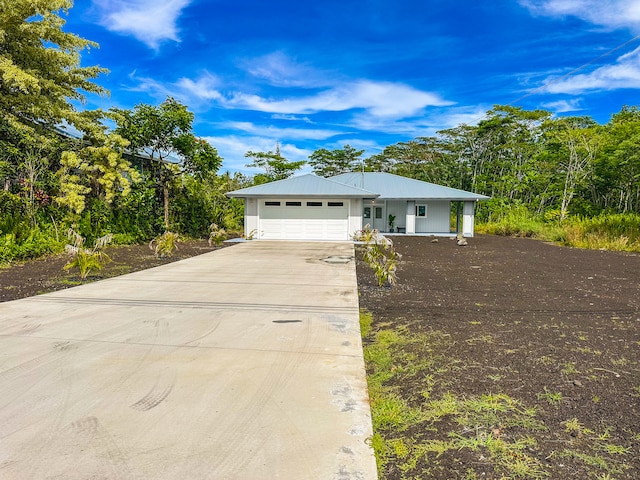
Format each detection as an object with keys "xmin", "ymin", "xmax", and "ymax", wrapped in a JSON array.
[
  {"xmin": 149, "ymin": 231, "xmax": 180, "ymax": 258},
  {"xmin": 63, "ymin": 228, "xmax": 113, "ymax": 279},
  {"xmin": 208, "ymin": 223, "xmax": 227, "ymax": 246}
]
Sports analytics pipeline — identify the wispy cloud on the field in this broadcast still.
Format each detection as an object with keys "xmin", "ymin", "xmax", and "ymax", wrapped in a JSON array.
[
  {"xmin": 239, "ymin": 52, "xmax": 333, "ymax": 88},
  {"xmin": 129, "ymin": 65, "xmax": 453, "ymax": 120},
  {"xmin": 176, "ymin": 73, "xmax": 222, "ymax": 100},
  {"xmin": 520, "ymin": 0, "xmax": 640, "ymax": 32},
  {"xmin": 93, "ymin": 0, "xmax": 192, "ymax": 49},
  {"xmin": 226, "ymin": 80, "xmax": 453, "ymax": 118},
  {"xmin": 541, "ymin": 46, "xmax": 640, "ymax": 93},
  {"xmin": 271, "ymin": 114, "xmax": 314, "ymax": 123},
  {"xmin": 203, "ymin": 135, "xmax": 312, "ymax": 172},
  {"xmin": 541, "ymin": 99, "xmax": 584, "ymax": 112},
  {"xmin": 225, "ymin": 122, "xmax": 342, "ymax": 140}
]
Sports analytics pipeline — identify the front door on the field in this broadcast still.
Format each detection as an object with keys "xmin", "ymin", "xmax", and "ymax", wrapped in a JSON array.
[{"xmin": 373, "ymin": 206, "xmax": 385, "ymax": 231}]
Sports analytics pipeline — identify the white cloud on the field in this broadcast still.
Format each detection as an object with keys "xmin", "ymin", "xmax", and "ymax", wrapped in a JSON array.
[
  {"xmin": 93, "ymin": 0, "xmax": 191, "ymax": 49},
  {"xmin": 542, "ymin": 46, "xmax": 640, "ymax": 93},
  {"xmin": 129, "ymin": 67, "xmax": 453, "ymax": 120},
  {"xmin": 348, "ymin": 106, "xmax": 488, "ymax": 136},
  {"xmin": 520, "ymin": 0, "xmax": 640, "ymax": 32},
  {"xmin": 540, "ymin": 99, "xmax": 584, "ymax": 112},
  {"xmin": 175, "ymin": 74, "xmax": 223, "ymax": 100},
  {"xmin": 226, "ymin": 122, "xmax": 342, "ymax": 140},
  {"xmin": 203, "ymin": 135, "xmax": 311, "ymax": 173},
  {"xmin": 271, "ymin": 114, "xmax": 314, "ymax": 123},
  {"xmin": 240, "ymin": 52, "xmax": 332, "ymax": 88},
  {"xmin": 226, "ymin": 80, "xmax": 453, "ymax": 118}
]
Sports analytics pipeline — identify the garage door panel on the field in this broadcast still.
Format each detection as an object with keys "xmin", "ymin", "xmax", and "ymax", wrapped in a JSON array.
[{"xmin": 259, "ymin": 200, "xmax": 349, "ymax": 240}]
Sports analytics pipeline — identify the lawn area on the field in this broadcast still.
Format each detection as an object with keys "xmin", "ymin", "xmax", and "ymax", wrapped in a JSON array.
[{"xmin": 356, "ymin": 235, "xmax": 640, "ymax": 479}]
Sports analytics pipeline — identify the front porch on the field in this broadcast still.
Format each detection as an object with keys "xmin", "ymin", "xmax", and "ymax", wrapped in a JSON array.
[{"xmin": 361, "ymin": 199, "xmax": 477, "ymax": 237}]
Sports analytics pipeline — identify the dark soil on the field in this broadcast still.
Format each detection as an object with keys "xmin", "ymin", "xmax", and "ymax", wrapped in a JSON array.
[
  {"xmin": 357, "ymin": 235, "xmax": 640, "ymax": 479},
  {"xmin": 0, "ymin": 239, "xmax": 226, "ymax": 302}
]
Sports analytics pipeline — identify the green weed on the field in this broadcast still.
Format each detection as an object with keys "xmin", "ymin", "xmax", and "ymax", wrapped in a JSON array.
[
  {"xmin": 208, "ymin": 223, "xmax": 227, "ymax": 246},
  {"xmin": 537, "ymin": 387, "xmax": 563, "ymax": 406},
  {"xmin": 149, "ymin": 231, "xmax": 180, "ymax": 258},
  {"xmin": 63, "ymin": 228, "xmax": 112, "ymax": 279}
]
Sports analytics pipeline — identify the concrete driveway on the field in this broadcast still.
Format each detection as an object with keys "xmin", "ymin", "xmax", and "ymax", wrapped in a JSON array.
[{"xmin": 0, "ymin": 242, "xmax": 377, "ymax": 479}]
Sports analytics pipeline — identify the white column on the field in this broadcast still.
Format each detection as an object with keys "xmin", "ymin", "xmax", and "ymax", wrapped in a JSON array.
[
  {"xmin": 462, "ymin": 201, "xmax": 475, "ymax": 237},
  {"xmin": 349, "ymin": 198, "xmax": 363, "ymax": 237},
  {"xmin": 406, "ymin": 200, "xmax": 416, "ymax": 234},
  {"xmin": 245, "ymin": 198, "xmax": 259, "ymax": 238}
]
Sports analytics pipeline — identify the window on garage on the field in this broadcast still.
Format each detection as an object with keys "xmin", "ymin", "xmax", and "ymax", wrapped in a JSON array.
[
  {"xmin": 328, "ymin": 202, "xmax": 344, "ymax": 207},
  {"xmin": 265, "ymin": 201, "xmax": 280, "ymax": 206},
  {"xmin": 306, "ymin": 201, "xmax": 323, "ymax": 206},
  {"xmin": 286, "ymin": 201, "xmax": 302, "ymax": 206}
]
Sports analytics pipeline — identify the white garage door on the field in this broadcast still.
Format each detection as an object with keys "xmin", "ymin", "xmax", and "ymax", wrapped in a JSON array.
[{"xmin": 259, "ymin": 199, "xmax": 349, "ymax": 240}]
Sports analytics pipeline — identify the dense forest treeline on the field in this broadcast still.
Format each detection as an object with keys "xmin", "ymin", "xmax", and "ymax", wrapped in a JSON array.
[{"xmin": 3, "ymin": 1, "xmax": 640, "ymax": 262}]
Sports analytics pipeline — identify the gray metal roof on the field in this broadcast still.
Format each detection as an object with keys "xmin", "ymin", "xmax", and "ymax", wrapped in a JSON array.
[
  {"xmin": 330, "ymin": 172, "xmax": 489, "ymax": 201},
  {"xmin": 226, "ymin": 174, "xmax": 379, "ymax": 198}
]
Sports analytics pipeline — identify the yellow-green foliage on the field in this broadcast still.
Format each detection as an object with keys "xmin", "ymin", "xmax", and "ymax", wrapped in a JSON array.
[
  {"xmin": 63, "ymin": 228, "xmax": 112, "ymax": 279},
  {"xmin": 56, "ymin": 134, "xmax": 140, "ymax": 215},
  {"xmin": 150, "ymin": 231, "xmax": 180, "ymax": 258},
  {"xmin": 477, "ymin": 210, "xmax": 640, "ymax": 252},
  {"xmin": 208, "ymin": 223, "xmax": 227, "ymax": 246}
]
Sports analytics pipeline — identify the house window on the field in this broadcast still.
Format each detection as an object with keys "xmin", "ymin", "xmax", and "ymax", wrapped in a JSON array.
[
  {"xmin": 286, "ymin": 201, "xmax": 302, "ymax": 206},
  {"xmin": 374, "ymin": 207, "xmax": 383, "ymax": 219},
  {"xmin": 265, "ymin": 201, "xmax": 281, "ymax": 206},
  {"xmin": 416, "ymin": 205, "xmax": 427, "ymax": 217},
  {"xmin": 363, "ymin": 207, "xmax": 371, "ymax": 219},
  {"xmin": 328, "ymin": 202, "xmax": 344, "ymax": 207},
  {"xmin": 306, "ymin": 201, "xmax": 322, "ymax": 206}
]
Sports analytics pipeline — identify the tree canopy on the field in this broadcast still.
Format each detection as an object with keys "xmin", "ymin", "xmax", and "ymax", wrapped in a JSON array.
[
  {"xmin": 308, "ymin": 144, "xmax": 364, "ymax": 177},
  {"xmin": 0, "ymin": 0, "xmax": 107, "ymax": 133},
  {"xmin": 112, "ymin": 97, "xmax": 222, "ymax": 228},
  {"xmin": 244, "ymin": 143, "xmax": 305, "ymax": 183}
]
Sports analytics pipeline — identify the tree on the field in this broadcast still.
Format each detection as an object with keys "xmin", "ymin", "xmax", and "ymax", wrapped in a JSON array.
[
  {"xmin": 112, "ymin": 97, "xmax": 222, "ymax": 228},
  {"xmin": 593, "ymin": 107, "xmax": 640, "ymax": 212},
  {"xmin": 0, "ymin": 0, "xmax": 107, "ymax": 135},
  {"xmin": 55, "ymin": 132, "xmax": 141, "ymax": 217},
  {"xmin": 541, "ymin": 116, "xmax": 600, "ymax": 220},
  {"xmin": 245, "ymin": 143, "xmax": 304, "ymax": 183},
  {"xmin": 308, "ymin": 144, "xmax": 364, "ymax": 177}
]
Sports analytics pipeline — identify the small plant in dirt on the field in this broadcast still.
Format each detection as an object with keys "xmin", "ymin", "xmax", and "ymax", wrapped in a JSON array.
[
  {"xmin": 537, "ymin": 387, "xmax": 563, "ymax": 406},
  {"xmin": 63, "ymin": 228, "xmax": 113, "ymax": 280},
  {"xmin": 353, "ymin": 224, "xmax": 401, "ymax": 287},
  {"xmin": 208, "ymin": 223, "xmax": 227, "ymax": 246},
  {"xmin": 149, "ymin": 231, "xmax": 180, "ymax": 258}
]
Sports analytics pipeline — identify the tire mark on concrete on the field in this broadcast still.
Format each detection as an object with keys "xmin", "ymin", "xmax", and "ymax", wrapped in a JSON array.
[{"xmin": 130, "ymin": 382, "xmax": 174, "ymax": 411}]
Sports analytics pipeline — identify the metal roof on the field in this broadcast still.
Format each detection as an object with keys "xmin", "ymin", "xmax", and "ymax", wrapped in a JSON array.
[
  {"xmin": 330, "ymin": 172, "xmax": 489, "ymax": 201},
  {"xmin": 226, "ymin": 174, "xmax": 379, "ymax": 198}
]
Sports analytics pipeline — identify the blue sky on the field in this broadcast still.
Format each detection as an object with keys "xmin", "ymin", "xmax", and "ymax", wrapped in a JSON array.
[{"xmin": 64, "ymin": 0, "xmax": 640, "ymax": 173}]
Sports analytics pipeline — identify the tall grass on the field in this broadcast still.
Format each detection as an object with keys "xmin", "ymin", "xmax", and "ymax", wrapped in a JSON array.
[{"xmin": 477, "ymin": 209, "xmax": 640, "ymax": 252}]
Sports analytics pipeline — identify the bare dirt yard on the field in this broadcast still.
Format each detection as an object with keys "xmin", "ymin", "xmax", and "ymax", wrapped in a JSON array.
[
  {"xmin": 0, "ymin": 240, "xmax": 224, "ymax": 302},
  {"xmin": 357, "ymin": 235, "xmax": 640, "ymax": 479}
]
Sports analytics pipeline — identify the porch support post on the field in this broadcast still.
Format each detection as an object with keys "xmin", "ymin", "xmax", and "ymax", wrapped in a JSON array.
[
  {"xmin": 406, "ymin": 200, "xmax": 416, "ymax": 234},
  {"xmin": 462, "ymin": 201, "xmax": 475, "ymax": 237}
]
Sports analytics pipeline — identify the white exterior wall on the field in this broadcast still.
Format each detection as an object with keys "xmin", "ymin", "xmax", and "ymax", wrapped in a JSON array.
[
  {"xmin": 244, "ymin": 198, "xmax": 259, "ymax": 238},
  {"xmin": 463, "ymin": 201, "xmax": 475, "ymax": 237},
  {"xmin": 416, "ymin": 201, "xmax": 450, "ymax": 233},
  {"xmin": 349, "ymin": 198, "xmax": 363, "ymax": 237},
  {"xmin": 386, "ymin": 201, "xmax": 406, "ymax": 232}
]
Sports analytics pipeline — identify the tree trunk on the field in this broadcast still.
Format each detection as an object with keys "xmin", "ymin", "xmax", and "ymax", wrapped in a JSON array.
[{"xmin": 163, "ymin": 184, "xmax": 170, "ymax": 229}]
